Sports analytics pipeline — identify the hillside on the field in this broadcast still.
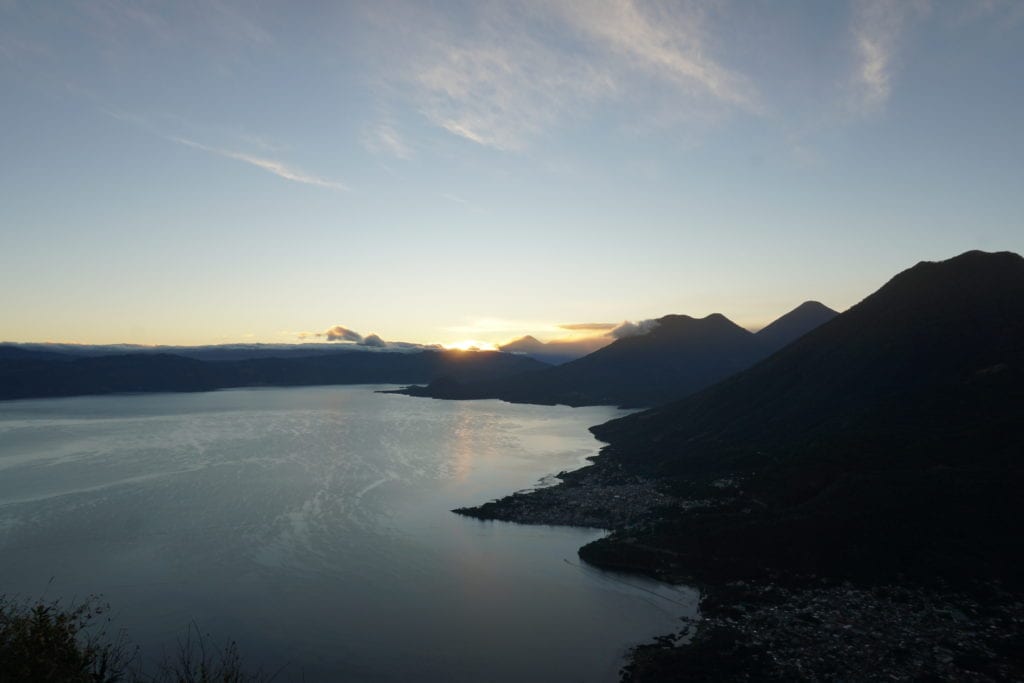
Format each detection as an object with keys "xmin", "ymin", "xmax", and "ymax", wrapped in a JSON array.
[
  {"xmin": 454, "ymin": 250, "xmax": 1024, "ymax": 680},
  {"xmin": 580, "ymin": 250, "xmax": 1024, "ymax": 583}
]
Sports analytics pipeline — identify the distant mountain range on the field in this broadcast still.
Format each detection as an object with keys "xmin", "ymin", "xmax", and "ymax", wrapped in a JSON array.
[
  {"xmin": 578, "ymin": 250, "xmax": 1024, "ymax": 583},
  {"xmin": 0, "ymin": 342, "xmax": 432, "ymax": 362},
  {"xmin": 398, "ymin": 301, "xmax": 838, "ymax": 407},
  {"xmin": 1, "ymin": 300, "xmax": 839, "ymax": 407},
  {"xmin": 0, "ymin": 347, "xmax": 547, "ymax": 401}
]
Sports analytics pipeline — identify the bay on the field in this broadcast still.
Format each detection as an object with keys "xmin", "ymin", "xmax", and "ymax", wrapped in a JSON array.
[{"xmin": 0, "ymin": 385, "xmax": 697, "ymax": 681}]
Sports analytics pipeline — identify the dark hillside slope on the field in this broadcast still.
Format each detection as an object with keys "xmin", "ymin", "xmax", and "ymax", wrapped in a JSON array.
[
  {"xmin": 495, "ymin": 314, "xmax": 767, "ymax": 407},
  {"xmin": 585, "ymin": 250, "xmax": 1024, "ymax": 583}
]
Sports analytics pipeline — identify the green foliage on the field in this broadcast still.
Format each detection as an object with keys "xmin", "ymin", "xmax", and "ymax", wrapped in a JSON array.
[
  {"xmin": 0, "ymin": 595, "xmax": 131, "ymax": 682},
  {"xmin": 0, "ymin": 596, "xmax": 272, "ymax": 683}
]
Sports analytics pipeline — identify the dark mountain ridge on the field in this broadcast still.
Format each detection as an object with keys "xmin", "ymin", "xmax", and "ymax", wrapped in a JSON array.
[
  {"xmin": 450, "ymin": 251, "xmax": 1024, "ymax": 680},
  {"xmin": 0, "ymin": 349, "xmax": 548, "ymax": 401},
  {"xmin": 0, "ymin": 341, "xmax": 433, "ymax": 362},
  {"xmin": 580, "ymin": 250, "xmax": 1024, "ymax": 583},
  {"xmin": 400, "ymin": 302, "xmax": 837, "ymax": 408}
]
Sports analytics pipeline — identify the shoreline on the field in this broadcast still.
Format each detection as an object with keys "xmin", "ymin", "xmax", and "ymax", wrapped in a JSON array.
[
  {"xmin": 455, "ymin": 456, "xmax": 1024, "ymax": 681},
  {"xmin": 453, "ymin": 459, "xmax": 686, "ymax": 530}
]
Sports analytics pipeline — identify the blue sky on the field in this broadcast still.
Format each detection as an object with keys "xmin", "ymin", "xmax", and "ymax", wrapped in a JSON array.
[{"xmin": 1, "ymin": 1, "xmax": 1022, "ymax": 347}]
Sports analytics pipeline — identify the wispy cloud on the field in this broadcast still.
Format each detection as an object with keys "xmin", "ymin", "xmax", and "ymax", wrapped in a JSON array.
[
  {"xmin": 550, "ymin": 1, "xmax": 755, "ymax": 108},
  {"xmin": 322, "ymin": 325, "xmax": 363, "ymax": 342},
  {"xmin": 363, "ymin": 122, "xmax": 414, "ymax": 159},
  {"xmin": 93, "ymin": 106, "xmax": 345, "ymax": 191},
  {"xmin": 178, "ymin": 138, "xmax": 349, "ymax": 191},
  {"xmin": 301, "ymin": 324, "xmax": 438, "ymax": 351},
  {"xmin": 413, "ymin": 34, "xmax": 614, "ymax": 151},
  {"xmin": 609, "ymin": 318, "xmax": 660, "ymax": 339},
  {"xmin": 557, "ymin": 319, "xmax": 659, "ymax": 339},
  {"xmin": 378, "ymin": 0, "xmax": 756, "ymax": 151},
  {"xmin": 850, "ymin": 0, "xmax": 926, "ymax": 113},
  {"xmin": 559, "ymin": 322, "xmax": 617, "ymax": 331},
  {"xmin": 173, "ymin": 137, "xmax": 350, "ymax": 191}
]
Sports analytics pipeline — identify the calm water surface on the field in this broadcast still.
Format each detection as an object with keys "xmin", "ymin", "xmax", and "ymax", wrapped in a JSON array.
[{"xmin": 0, "ymin": 386, "xmax": 697, "ymax": 681}]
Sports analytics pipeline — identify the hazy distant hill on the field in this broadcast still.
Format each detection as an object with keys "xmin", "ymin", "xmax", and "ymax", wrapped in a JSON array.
[
  {"xmin": 0, "ymin": 345, "xmax": 72, "ymax": 362},
  {"xmin": 0, "ymin": 342, "xmax": 432, "ymax": 362},
  {"xmin": 498, "ymin": 334, "xmax": 611, "ymax": 365},
  {"xmin": 583, "ymin": 250, "xmax": 1024, "ymax": 583},
  {"xmin": 401, "ymin": 302, "xmax": 837, "ymax": 408},
  {"xmin": 0, "ymin": 349, "xmax": 548, "ymax": 401}
]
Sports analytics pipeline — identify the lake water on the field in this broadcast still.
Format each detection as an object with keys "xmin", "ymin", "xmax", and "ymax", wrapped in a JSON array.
[{"xmin": 0, "ymin": 385, "xmax": 697, "ymax": 681}]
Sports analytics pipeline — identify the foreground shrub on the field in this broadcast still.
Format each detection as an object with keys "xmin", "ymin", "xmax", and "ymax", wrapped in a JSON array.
[
  {"xmin": 0, "ymin": 596, "xmax": 272, "ymax": 682},
  {"xmin": 0, "ymin": 595, "xmax": 130, "ymax": 682}
]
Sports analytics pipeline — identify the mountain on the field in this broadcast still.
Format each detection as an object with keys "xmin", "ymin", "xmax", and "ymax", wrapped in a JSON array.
[
  {"xmin": 401, "ymin": 302, "xmax": 837, "ymax": 408},
  {"xmin": 498, "ymin": 334, "xmax": 611, "ymax": 365},
  {"xmin": 509, "ymin": 313, "xmax": 768, "ymax": 407},
  {"xmin": 0, "ymin": 345, "xmax": 72, "ymax": 361},
  {"xmin": 0, "ymin": 342, "xmax": 435, "ymax": 362},
  {"xmin": 0, "ymin": 349, "xmax": 548, "ymax": 401},
  {"xmin": 753, "ymin": 300, "xmax": 837, "ymax": 348},
  {"xmin": 499, "ymin": 335, "xmax": 546, "ymax": 353},
  {"xmin": 581, "ymin": 250, "xmax": 1024, "ymax": 583}
]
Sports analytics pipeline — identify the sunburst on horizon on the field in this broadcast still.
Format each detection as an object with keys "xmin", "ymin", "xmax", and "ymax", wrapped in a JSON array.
[{"xmin": 443, "ymin": 339, "xmax": 500, "ymax": 352}]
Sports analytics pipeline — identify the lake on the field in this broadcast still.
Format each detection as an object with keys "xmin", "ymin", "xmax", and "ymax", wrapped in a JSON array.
[{"xmin": 0, "ymin": 385, "xmax": 697, "ymax": 681}]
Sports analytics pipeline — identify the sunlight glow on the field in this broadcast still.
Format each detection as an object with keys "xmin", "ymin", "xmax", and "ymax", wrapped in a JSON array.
[{"xmin": 444, "ymin": 339, "xmax": 499, "ymax": 352}]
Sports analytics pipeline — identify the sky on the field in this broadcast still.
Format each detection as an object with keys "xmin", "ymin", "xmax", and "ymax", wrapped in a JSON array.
[{"xmin": 1, "ymin": 1, "xmax": 1022, "ymax": 349}]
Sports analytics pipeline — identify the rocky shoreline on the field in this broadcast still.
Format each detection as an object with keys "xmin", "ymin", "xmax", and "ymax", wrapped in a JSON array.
[{"xmin": 455, "ymin": 465, "xmax": 1024, "ymax": 682}]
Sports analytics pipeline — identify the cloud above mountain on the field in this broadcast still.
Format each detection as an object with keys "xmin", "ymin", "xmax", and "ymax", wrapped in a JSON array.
[
  {"xmin": 304, "ymin": 325, "xmax": 426, "ymax": 350},
  {"xmin": 610, "ymin": 319, "xmax": 661, "ymax": 339},
  {"xmin": 552, "ymin": 318, "xmax": 663, "ymax": 341},
  {"xmin": 324, "ymin": 325, "xmax": 364, "ymax": 342}
]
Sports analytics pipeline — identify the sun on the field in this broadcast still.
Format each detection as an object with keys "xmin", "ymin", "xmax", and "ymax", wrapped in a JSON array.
[{"xmin": 444, "ymin": 339, "xmax": 499, "ymax": 352}]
